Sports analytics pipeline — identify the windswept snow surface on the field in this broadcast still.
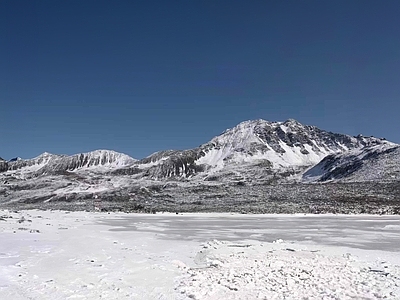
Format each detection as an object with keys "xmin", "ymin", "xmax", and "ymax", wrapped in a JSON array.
[{"xmin": 0, "ymin": 211, "xmax": 399, "ymax": 299}]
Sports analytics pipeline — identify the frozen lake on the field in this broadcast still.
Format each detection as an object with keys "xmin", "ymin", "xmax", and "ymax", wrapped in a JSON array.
[
  {"xmin": 98, "ymin": 213, "xmax": 400, "ymax": 251},
  {"xmin": 1, "ymin": 211, "xmax": 400, "ymax": 299}
]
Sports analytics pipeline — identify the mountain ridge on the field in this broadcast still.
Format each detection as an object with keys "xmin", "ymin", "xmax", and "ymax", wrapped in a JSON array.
[
  {"xmin": 1, "ymin": 118, "xmax": 399, "ymax": 213},
  {"xmin": 1, "ymin": 119, "xmax": 397, "ymax": 180},
  {"xmin": 2, "ymin": 149, "xmax": 136, "ymax": 178}
]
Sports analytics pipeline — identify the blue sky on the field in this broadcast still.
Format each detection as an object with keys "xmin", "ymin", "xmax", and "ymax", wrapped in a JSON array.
[{"xmin": 1, "ymin": 0, "xmax": 399, "ymax": 160}]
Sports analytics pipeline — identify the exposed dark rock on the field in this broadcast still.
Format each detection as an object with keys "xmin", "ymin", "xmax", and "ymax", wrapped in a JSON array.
[
  {"xmin": 140, "ymin": 149, "xmax": 206, "ymax": 179},
  {"xmin": 0, "ymin": 158, "xmax": 8, "ymax": 173}
]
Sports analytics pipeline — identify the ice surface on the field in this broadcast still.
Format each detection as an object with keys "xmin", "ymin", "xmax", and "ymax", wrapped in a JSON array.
[{"xmin": 1, "ymin": 211, "xmax": 399, "ymax": 299}]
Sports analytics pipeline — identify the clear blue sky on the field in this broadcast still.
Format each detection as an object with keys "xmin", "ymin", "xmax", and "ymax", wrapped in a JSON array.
[{"xmin": 1, "ymin": 0, "xmax": 399, "ymax": 160}]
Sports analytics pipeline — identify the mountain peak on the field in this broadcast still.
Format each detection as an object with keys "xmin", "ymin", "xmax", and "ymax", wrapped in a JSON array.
[
  {"xmin": 9, "ymin": 157, "xmax": 22, "ymax": 162},
  {"xmin": 283, "ymin": 118, "xmax": 301, "ymax": 125},
  {"xmin": 36, "ymin": 152, "xmax": 55, "ymax": 159},
  {"xmin": 195, "ymin": 118, "xmax": 394, "ymax": 172}
]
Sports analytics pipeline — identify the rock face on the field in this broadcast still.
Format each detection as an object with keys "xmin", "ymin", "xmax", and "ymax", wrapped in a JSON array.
[
  {"xmin": 38, "ymin": 150, "xmax": 136, "ymax": 175},
  {"xmin": 139, "ymin": 149, "xmax": 205, "ymax": 179},
  {"xmin": 0, "ymin": 157, "xmax": 8, "ymax": 173}
]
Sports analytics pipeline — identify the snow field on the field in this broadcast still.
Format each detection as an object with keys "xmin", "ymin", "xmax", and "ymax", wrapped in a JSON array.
[
  {"xmin": 177, "ymin": 240, "xmax": 400, "ymax": 299},
  {"xmin": 1, "ymin": 210, "xmax": 399, "ymax": 300}
]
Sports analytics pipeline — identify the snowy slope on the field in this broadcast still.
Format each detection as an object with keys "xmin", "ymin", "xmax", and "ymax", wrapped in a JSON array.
[
  {"xmin": 6, "ymin": 152, "xmax": 63, "ymax": 177},
  {"xmin": 303, "ymin": 145, "xmax": 400, "ymax": 182}
]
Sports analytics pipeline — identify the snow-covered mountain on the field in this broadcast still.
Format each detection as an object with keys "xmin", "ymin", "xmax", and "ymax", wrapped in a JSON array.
[
  {"xmin": 1, "ymin": 119, "xmax": 397, "ymax": 181},
  {"xmin": 198, "ymin": 119, "xmax": 388, "ymax": 167},
  {"xmin": 129, "ymin": 119, "xmax": 395, "ymax": 180},
  {"xmin": 1, "ymin": 119, "xmax": 399, "ymax": 211},
  {"xmin": 7, "ymin": 152, "xmax": 63, "ymax": 173},
  {"xmin": 3, "ymin": 150, "xmax": 136, "ymax": 178},
  {"xmin": 40, "ymin": 150, "xmax": 136, "ymax": 174}
]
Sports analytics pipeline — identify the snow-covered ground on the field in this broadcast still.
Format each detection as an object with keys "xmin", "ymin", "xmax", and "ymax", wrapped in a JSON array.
[{"xmin": 1, "ymin": 211, "xmax": 399, "ymax": 299}]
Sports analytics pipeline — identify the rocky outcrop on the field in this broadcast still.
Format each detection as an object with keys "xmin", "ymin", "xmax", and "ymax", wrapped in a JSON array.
[
  {"xmin": 140, "ymin": 149, "xmax": 206, "ymax": 179},
  {"xmin": 0, "ymin": 157, "xmax": 8, "ymax": 173}
]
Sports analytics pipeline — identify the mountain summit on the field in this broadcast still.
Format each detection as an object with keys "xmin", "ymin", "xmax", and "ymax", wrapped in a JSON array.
[
  {"xmin": 198, "ymin": 119, "xmax": 388, "ymax": 168},
  {"xmin": 132, "ymin": 119, "xmax": 395, "ymax": 180}
]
